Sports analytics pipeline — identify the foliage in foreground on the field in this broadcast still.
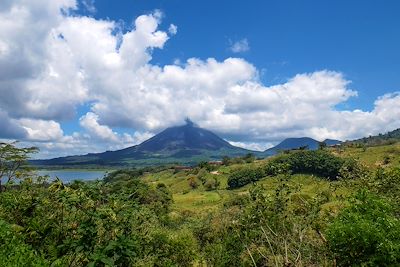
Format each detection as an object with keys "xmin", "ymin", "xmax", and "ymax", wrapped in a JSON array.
[
  {"xmin": 1, "ymin": 167, "xmax": 400, "ymax": 266},
  {"xmin": 197, "ymin": 175, "xmax": 333, "ymax": 266},
  {"xmin": 0, "ymin": 220, "xmax": 48, "ymax": 266},
  {"xmin": 0, "ymin": 177, "xmax": 197, "ymax": 266},
  {"xmin": 327, "ymin": 190, "xmax": 400, "ymax": 266},
  {"xmin": 1, "ymin": 142, "xmax": 400, "ymax": 266}
]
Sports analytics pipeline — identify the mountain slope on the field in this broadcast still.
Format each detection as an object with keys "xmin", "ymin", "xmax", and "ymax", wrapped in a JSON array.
[
  {"xmin": 262, "ymin": 137, "xmax": 341, "ymax": 156},
  {"xmin": 32, "ymin": 121, "xmax": 254, "ymax": 167},
  {"xmin": 136, "ymin": 120, "xmax": 236, "ymax": 152},
  {"xmin": 347, "ymin": 128, "xmax": 400, "ymax": 146}
]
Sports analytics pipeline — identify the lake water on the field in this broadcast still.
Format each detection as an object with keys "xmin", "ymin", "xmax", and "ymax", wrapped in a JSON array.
[{"xmin": 37, "ymin": 170, "xmax": 108, "ymax": 183}]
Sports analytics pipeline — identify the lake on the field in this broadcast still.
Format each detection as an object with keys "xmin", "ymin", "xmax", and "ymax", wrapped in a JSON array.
[{"xmin": 37, "ymin": 170, "xmax": 109, "ymax": 183}]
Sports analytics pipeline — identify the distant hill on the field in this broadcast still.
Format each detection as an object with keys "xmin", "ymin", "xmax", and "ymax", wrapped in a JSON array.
[
  {"xmin": 32, "ymin": 120, "xmax": 255, "ymax": 167},
  {"xmin": 262, "ymin": 137, "xmax": 341, "ymax": 156},
  {"xmin": 346, "ymin": 128, "xmax": 400, "ymax": 146},
  {"xmin": 32, "ymin": 119, "xmax": 347, "ymax": 167}
]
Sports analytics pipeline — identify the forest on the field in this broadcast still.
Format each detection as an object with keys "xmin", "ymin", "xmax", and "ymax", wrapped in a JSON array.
[{"xmin": 0, "ymin": 141, "xmax": 400, "ymax": 266}]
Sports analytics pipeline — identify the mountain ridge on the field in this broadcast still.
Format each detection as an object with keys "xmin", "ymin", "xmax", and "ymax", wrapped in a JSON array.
[
  {"xmin": 346, "ymin": 128, "xmax": 400, "ymax": 146},
  {"xmin": 262, "ymin": 137, "xmax": 341, "ymax": 156},
  {"xmin": 32, "ymin": 121, "xmax": 344, "ymax": 167},
  {"xmin": 32, "ymin": 121, "xmax": 254, "ymax": 167}
]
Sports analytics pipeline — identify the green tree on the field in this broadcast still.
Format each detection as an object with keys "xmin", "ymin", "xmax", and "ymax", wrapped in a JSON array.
[
  {"xmin": 0, "ymin": 142, "xmax": 38, "ymax": 190},
  {"xmin": 243, "ymin": 153, "xmax": 255, "ymax": 163},
  {"xmin": 222, "ymin": 156, "xmax": 231, "ymax": 166},
  {"xmin": 318, "ymin": 141, "xmax": 327, "ymax": 150}
]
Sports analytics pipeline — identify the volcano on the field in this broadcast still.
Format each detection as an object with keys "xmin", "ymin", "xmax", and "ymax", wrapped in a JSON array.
[{"xmin": 32, "ymin": 120, "xmax": 254, "ymax": 167}]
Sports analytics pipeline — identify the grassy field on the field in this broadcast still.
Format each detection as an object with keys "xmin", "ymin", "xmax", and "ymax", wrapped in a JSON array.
[
  {"xmin": 138, "ymin": 142, "xmax": 400, "ymax": 214},
  {"xmin": 332, "ymin": 142, "xmax": 400, "ymax": 168}
]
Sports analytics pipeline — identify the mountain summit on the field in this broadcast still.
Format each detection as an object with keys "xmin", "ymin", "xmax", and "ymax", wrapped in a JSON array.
[
  {"xmin": 32, "ymin": 120, "xmax": 344, "ymax": 167},
  {"xmin": 137, "ymin": 119, "xmax": 236, "ymax": 152},
  {"xmin": 32, "ymin": 120, "xmax": 252, "ymax": 167}
]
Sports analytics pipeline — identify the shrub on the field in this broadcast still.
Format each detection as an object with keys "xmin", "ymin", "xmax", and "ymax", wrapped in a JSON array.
[
  {"xmin": 337, "ymin": 158, "xmax": 369, "ymax": 180},
  {"xmin": 204, "ymin": 178, "xmax": 220, "ymax": 191},
  {"xmin": 204, "ymin": 181, "xmax": 332, "ymax": 266},
  {"xmin": 383, "ymin": 154, "xmax": 391, "ymax": 165},
  {"xmin": 373, "ymin": 167, "xmax": 400, "ymax": 205},
  {"xmin": 265, "ymin": 150, "xmax": 346, "ymax": 180},
  {"xmin": 197, "ymin": 161, "xmax": 215, "ymax": 172},
  {"xmin": 264, "ymin": 160, "xmax": 291, "ymax": 176},
  {"xmin": 327, "ymin": 190, "xmax": 400, "ymax": 266},
  {"xmin": 0, "ymin": 220, "xmax": 48, "ymax": 266},
  {"xmin": 196, "ymin": 168, "xmax": 208, "ymax": 184},
  {"xmin": 221, "ymin": 154, "xmax": 255, "ymax": 166},
  {"xmin": 187, "ymin": 175, "xmax": 199, "ymax": 189},
  {"xmin": 227, "ymin": 167, "xmax": 264, "ymax": 189},
  {"xmin": 0, "ymin": 178, "xmax": 184, "ymax": 265}
]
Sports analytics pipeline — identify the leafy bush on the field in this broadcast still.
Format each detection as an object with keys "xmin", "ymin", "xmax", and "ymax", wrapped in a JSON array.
[
  {"xmin": 337, "ymin": 158, "xmax": 369, "ymax": 180},
  {"xmin": 204, "ymin": 177, "xmax": 220, "ymax": 191},
  {"xmin": 383, "ymin": 154, "xmax": 391, "ymax": 164},
  {"xmin": 264, "ymin": 159, "xmax": 291, "ymax": 176},
  {"xmin": 199, "ymin": 181, "xmax": 332, "ymax": 266},
  {"xmin": 197, "ymin": 161, "xmax": 216, "ymax": 172},
  {"xmin": 265, "ymin": 150, "xmax": 346, "ymax": 180},
  {"xmin": 227, "ymin": 167, "xmax": 264, "ymax": 189},
  {"xmin": 0, "ymin": 178, "xmax": 193, "ymax": 266},
  {"xmin": 104, "ymin": 166, "xmax": 170, "ymax": 183},
  {"xmin": 327, "ymin": 190, "xmax": 400, "ymax": 266},
  {"xmin": 221, "ymin": 153, "xmax": 256, "ymax": 166},
  {"xmin": 0, "ymin": 220, "xmax": 48, "ymax": 266},
  {"xmin": 373, "ymin": 167, "xmax": 400, "ymax": 205},
  {"xmin": 187, "ymin": 175, "xmax": 199, "ymax": 189},
  {"xmin": 103, "ymin": 168, "xmax": 144, "ymax": 183}
]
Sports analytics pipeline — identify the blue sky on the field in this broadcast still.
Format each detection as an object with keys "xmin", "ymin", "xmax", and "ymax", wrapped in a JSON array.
[
  {"xmin": 86, "ymin": 0, "xmax": 400, "ymax": 110},
  {"xmin": 1, "ymin": 0, "xmax": 400, "ymax": 157}
]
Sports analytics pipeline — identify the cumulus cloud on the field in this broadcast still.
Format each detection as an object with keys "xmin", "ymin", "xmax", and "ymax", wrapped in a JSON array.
[
  {"xmin": 79, "ymin": 112, "xmax": 154, "ymax": 150},
  {"xmin": 79, "ymin": 112, "xmax": 119, "ymax": 142},
  {"xmin": 0, "ymin": 0, "xmax": 85, "ymax": 121},
  {"xmin": 228, "ymin": 141, "xmax": 274, "ymax": 152},
  {"xmin": 81, "ymin": 0, "xmax": 96, "ymax": 13},
  {"xmin": 229, "ymin": 38, "xmax": 250, "ymax": 53},
  {"xmin": 19, "ymin": 119, "xmax": 64, "ymax": 141},
  {"xmin": 168, "ymin": 24, "xmax": 177, "ymax": 35},
  {"xmin": 0, "ymin": 0, "xmax": 399, "ymax": 158},
  {"xmin": 0, "ymin": 110, "xmax": 27, "ymax": 139}
]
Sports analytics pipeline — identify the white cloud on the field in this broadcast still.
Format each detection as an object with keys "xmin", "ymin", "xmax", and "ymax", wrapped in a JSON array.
[
  {"xmin": 168, "ymin": 24, "xmax": 177, "ymax": 35},
  {"xmin": 19, "ymin": 119, "xmax": 64, "ymax": 141},
  {"xmin": 81, "ymin": 0, "xmax": 96, "ymax": 13},
  {"xmin": 0, "ymin": 109, "xmax": 27, "ymax": 139},
  {"xmin": 229, "ymin": 38, "xmax": 250, "ymax": 53},
  {"xmin": 79, "ymin": 112, "xmax": 155, "ymax": 145},
  {"xmin": 79, "ymin": 112, "xmax": 119, "ymax": 142},
  {"xmin": 0, "ymin": 0, "xmax": 399, "ymax": 158},
  {"xmin": 228, "ymin": 141, "xmax": 274, "ymax": 152}
]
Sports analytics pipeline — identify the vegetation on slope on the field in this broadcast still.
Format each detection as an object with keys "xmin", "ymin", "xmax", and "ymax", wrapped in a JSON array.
[
  {"xmin": 345, "ymin": 128, "xmax": 400, "ymax": 147},
  {"xmin": 1, "ymin": 141, "xmax": 400, "ymax": 266}
]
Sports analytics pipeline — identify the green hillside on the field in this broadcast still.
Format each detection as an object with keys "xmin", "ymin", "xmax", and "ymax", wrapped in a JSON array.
[
  {"xmin": 1, "ymin": 141, "xmax": 400, "ymax": 266},
  {"xmin": 31, "ymin": 122, "xmax": 257, "ymax": 168},
  {"xmin": 345, "ymin": 128, "xmax": 400, "ymax": 147}
]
